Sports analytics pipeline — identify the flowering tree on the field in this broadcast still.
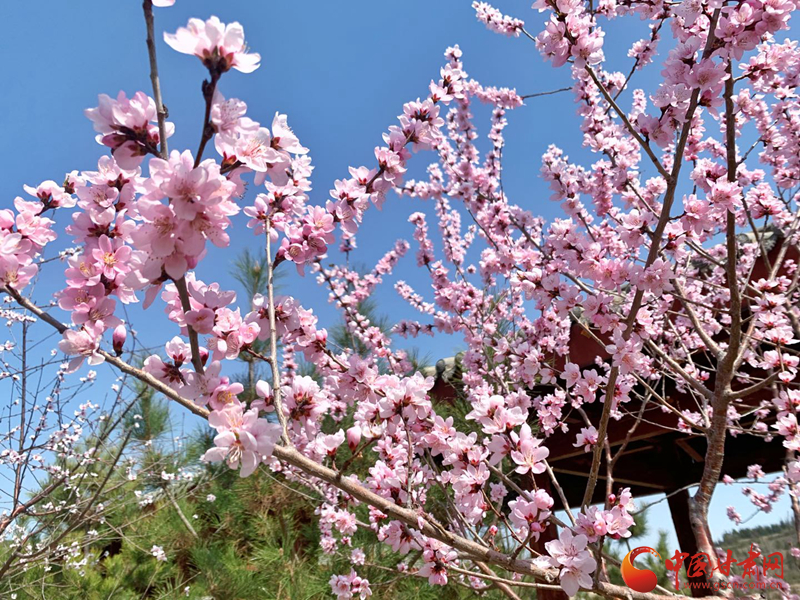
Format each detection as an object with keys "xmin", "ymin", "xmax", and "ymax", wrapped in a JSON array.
[{"xmin": 3, "ymin": 0, "xmax": 800, "ymax": 597}]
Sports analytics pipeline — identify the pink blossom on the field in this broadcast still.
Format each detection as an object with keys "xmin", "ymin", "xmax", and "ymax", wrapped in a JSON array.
[
  {"xmin": 316, "ymin": 430, "xmax": 345, "ymax": 456},
  {"xmin": 418, "ymin": 540, "xmax": 457, "ymax": 586},
  {"xmin": 58, "ymin": 328, "xmax": 104, "ymax": 373},
  {"xmin": 489, "ymin": 482, "xmax": 507, "ymax": 503},
  {"xmin": 208, "ymin": 382, "xmax": 244, "ymax": 411},
  {"xmin": 164, "ymin": 16, "xmax": 261, "ymax": 74},
  {"xmin": 0, "ymin": 256, "xmax": 37, "ymax": 289},
  {"xmin": 350, "ymin": 548, "xmax": 366, "ymax": 565},
  {"xmin": 150, "ymin": 545, "xmax": 167, "ymax": 562},
  {"xmin": 91, "ymin": 235, "xmax": 131, "ymax": 279},
  {"xmin": 543, "ymin": 529, "xmax": 597, "ymax": 596},
  {"xmin": 11, "ymin": 7, "xmax": 800, "ymax": 594},
  {"xmin": 329, "ymin": 570, "xmax": 372, "ymax": 600},
  {"xmin": 235, "ymin": 128, "xmax": 282, "ymax": 173},
  {"xmin": 144, "ymin": 354, "xmax": 187, "ymax": 390},
  {"xmin": 573, "ymin": 426, "xmax": 598, "ymax": 452},
  {"xmin": 510, "ymin": 423, "xmax": 549, "ymax": 474},
  {"xmin": 23, "ymin": 180, "xmax": 75, "ymax": 210},
  {"xmin": 726, "ymin": 506, "xmax": 743, "ymax": 525},
  {"xmin": 746, "ymin": 464, "xmax": 766, "ymax": 479},
  {"xmin": 112, "ymin": 324, "xmax": 126, "ymax": 355},
  {"xmin": 201, "ymin": 404, "xmax": 281, "ymax": 477},
  {"xmin": 346, "ymin": 425, "xmax": 362, "ymax": 451},
  {"xmin": 85, "ymin": 91, "xmax": 171, "ymax": 169},
  {"xmin": 271, "ymin": 113, "xmax": 308, "ymax": 155},
  {"xmin": 686, "ymin": 59, "xmax": 728, "ymax": 93},
  {"xmin": 508, "ymin": 493, "xmax": 552, "ymax": 540}
]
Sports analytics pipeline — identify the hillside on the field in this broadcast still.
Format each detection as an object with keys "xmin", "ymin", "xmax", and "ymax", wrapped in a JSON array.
[{"xmin": 716, "ymin": 518, "xmax": 799, "ymax": 587}]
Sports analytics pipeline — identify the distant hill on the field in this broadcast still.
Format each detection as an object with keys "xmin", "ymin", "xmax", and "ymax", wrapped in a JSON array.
[{"xmin": 716, "ymin": 517, "xmax": 799, "ymax": 588}]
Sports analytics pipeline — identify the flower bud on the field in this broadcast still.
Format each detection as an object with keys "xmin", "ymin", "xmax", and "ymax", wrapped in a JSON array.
[
  {"xmin": 112, "ymin": 325, "xmax": 126, "ymax": 356},
  {"xmin": 346, "ymin": 425, "xmax": 362, "ymax": 452}
]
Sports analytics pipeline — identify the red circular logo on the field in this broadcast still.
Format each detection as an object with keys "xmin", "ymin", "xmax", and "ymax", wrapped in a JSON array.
[{"xmin": 621, "ymin": 546, "xmax": 661, "ymax": 593}]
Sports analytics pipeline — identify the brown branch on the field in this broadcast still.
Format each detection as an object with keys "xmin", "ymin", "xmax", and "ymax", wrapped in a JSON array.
[
  {"xmin": 449, "ymin": 564, "xmax": 553, "ymax": 592},
  {"xmin": 581, "ymin": 8, "xmax": 723, "ymax": 509},
  {"xmin": 545, "ymin": 461, "xmax": 576, "ymax": 525},
  {"xmin": 12, "ymin": 322, "xmax": 28, "ymax": 510},
  {"xmin": 194, "ymin": 73, "xmax": 220, "ymax": 168},
  {"xmin": 0, "ymin": 430, "xmax": 133, "ymax": 579},
  {"xmin": 729, "ymin": 371, "xmax": 779, "ymax": 399},
  {"xmin": 686, "ymin": 60, "xmax": 741, "ymax": 595},
  {"xmin": 266, "ymin": 234, "xmax": 292, "ymax": 446},
  {"xmin": 672, "ymin": 279, "xmax": 722, "ymax": 356},
  {"xmin": 474, "ymin": 562, "xmax": 525, "ymax": 599},
  {"xmin": 584, "ymin": 65, "xmax": 670, "ymax": 180},
  {"xmin": 143, "ymin": 0, "xmax": 168, "ymax": 159},
  {"xmin": 2, "ymin": 284, "xmax": 208, "ymax": 419},
  {"xmin": 143, "ymin": 3, "xmax": 205, "ymax": 378},
  {"xmin": 173, "ymin": 276, "xmax": 205, "ymax": 375}
]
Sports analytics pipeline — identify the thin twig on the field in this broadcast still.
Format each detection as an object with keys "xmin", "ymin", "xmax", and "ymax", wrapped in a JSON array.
[
  {"xmin": 143, "ymin": 0, "xmax": 168, "ymax": 159},
  {"xmin": 521, "ymin": 86, "xmax": 572, "ymax": 99}
]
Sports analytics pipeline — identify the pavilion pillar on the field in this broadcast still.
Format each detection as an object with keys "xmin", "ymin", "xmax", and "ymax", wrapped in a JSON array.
[{"xmin": 667, "ymin": 488, "xmax": 712, "ymax": 596}]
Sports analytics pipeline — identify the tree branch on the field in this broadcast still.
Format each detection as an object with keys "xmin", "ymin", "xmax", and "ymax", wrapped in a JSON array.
[{"xmin": 143, "ymin": 0, "xmax": 168, "ymax": 159}]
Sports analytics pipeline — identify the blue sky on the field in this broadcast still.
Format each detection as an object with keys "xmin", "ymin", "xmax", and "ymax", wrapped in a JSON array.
[{"xmin": 1, "ymin": 0, "xmax": 791, "ymax": 553}]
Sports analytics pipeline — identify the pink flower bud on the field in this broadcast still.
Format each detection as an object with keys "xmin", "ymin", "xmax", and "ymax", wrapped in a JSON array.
[
  {"xmin": 607, "ymin": 493, "xmax": 616, "ymax": 505},
  {"xmin": 594, "ymin": 522, "xmax": 607, "ymax": 535},
  {"xmin": 112, "ymin": 324, "xmax": 126, "ymax": 356},
  {"xmin": 346, "ymin": 425, "xmax": 362, "ymax": 452}
]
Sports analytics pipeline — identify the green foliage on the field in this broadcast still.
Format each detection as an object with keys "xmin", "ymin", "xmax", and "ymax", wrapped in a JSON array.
[
  {"xmin": 716, "ymin": 519, "xmax": 800, "ymax": 586},
  {"xmin": 125, "ymin": 384, "xmax": 170, "ymax": 443},
  {"xmin": 5, "ymin": 442, "xmax": 513, "ymax": 599},
  {"xmin": 231, "ymin": 247, "xmax": 271, "ymax": 304}
]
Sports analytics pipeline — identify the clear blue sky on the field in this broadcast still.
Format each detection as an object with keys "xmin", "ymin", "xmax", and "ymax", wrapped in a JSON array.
[{"xmin": 1, "ymin": 1, "xmax": 790, "ymax": 552}]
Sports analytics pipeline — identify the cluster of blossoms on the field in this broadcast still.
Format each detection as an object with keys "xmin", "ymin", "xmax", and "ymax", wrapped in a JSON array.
[
  {"xmin": 240, "ymin": 60, "xmax": 455, "ymax": 275},
  {"xmin": 538, "ymin": 529, "xmax": 598, "ymax": 596},
  {"xmin": 574, "ymin": 489, "xmax": 636, "ymax": 541},
  {"xmin": 472, "ymin": 1, "xmax": 525, "ymax": 37},
  {"xmin": 5, "ymin": 0, "xmax": 800, "ymax": 595},
  {"xmin": 150, "ymin": 545, "xmax": 167, "ymax": 562},
  {"xmin": 0, "ymin": 194, "xmax": 58, "ymax": 291},
  {"xmin": 329, "ymin": 570, "xmax": 373, "ymax": 600},
  {"xmin": 86, "ymin": 91, "xmax": 173, "ymax": 170}
]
